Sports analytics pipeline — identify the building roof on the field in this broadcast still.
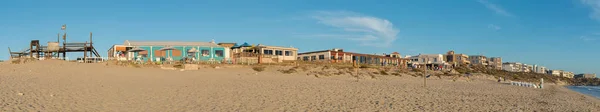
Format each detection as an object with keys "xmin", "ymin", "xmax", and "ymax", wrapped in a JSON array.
[{"xmin": 123, "ymin": 40, "xmax": 221, "ymax": 47}]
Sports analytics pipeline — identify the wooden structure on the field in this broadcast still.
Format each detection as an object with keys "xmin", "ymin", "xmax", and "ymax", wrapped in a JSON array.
[{"xmin": 9, "ymin": 32, "xmax": 101, "ymax": 62}]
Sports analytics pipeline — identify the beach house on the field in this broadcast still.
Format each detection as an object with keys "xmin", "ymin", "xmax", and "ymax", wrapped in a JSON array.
[
  {"xmin": 297, "ymin": 48, "xmax": 409, "ymax": 67},
  {"xmin": 408, "ymin": 54, "xmax": 450, "ymax": 69},
  {"xmin": 107, "ymin": 40, "xmax": 227, "ymax": 62},
  {"xmin": 230, "ymin": 43, "xmax": 298, "ymax": 63}
]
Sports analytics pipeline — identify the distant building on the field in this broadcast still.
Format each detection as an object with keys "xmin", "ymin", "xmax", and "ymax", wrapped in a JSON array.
[
  {"xmin": 522, "ymin": 64, "xmax": 533, "ymax": 73},
  {"xmin": 532, "ymin": 65, "xmax": 547, "ymax": 74},
  {"xmin": 488, "ymin": 57, "xmax": 502, "ymax": 70},
  {"xmin": 444, "ymin": 50, "xmax": 470, "ymax": 66},
  {"xmin": 562, "ymin": 71, "xmax": 575, "ymax": 78},
  {"xmin": 409, "ymin": 54, "xmax": 451, "ymax": 69},
  {"xmin": 548, "ymin": 70, "xmax": 563, "ymax": 77},
  {"xmin": 502, "ymin": 62, "xmax": 522, "ymax": 72},
  {"xmin": 575, "ymin": 74, "xmax": 597, "ymax": 78},
  {"xmin": 469, "ymin": 55, "xmax": 488, "ymax": 66}
]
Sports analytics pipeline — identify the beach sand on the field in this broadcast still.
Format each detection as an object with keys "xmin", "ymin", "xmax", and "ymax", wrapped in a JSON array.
[{"xmin": 1, "ymin": 60, "xmax": 599, "ymax": 111}]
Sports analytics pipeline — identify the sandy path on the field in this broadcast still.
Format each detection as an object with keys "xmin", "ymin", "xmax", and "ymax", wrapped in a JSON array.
[{"xmin": 1, "ymin": 60, "xmax": 599, "ymax": 111}]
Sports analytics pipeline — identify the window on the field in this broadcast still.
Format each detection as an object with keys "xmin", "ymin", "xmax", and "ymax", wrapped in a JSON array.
[
  {"xmin": 201, "ymin": 50, "xmax": 209, "ymax": 57},
  {"xmin": 303, "ymin": 56, "xmax": 309, "ymax": 61},
  {"xmin": 264, "ymin": 50, "xmax": 273, "ymax": 55},
  {"xmin": 338, "ymin": 56, "xmax": 343, "ymax": 60},
  {"xmin": 434, "ymin": 58, "xmax": 438, "ymax": 62},
  {"xmin": 215, "ymin": 50, "xmax": 223, "ymax": 57},
  {"xmin": 285, "ymin": 51, "xmax": 292, "ymax": 56},
  {"xmin": 275, "ymin": 50, "xmax": 282, "ymax": 56},
  {"xmin": 331, "ymin": 56, "xmax": 335, "ymax": 60},
  {"xmin": 172, "ymin": 50, "xmax": 182, "ymax": 57},
  {"xmin": 318, "ymin": 55, "xmax": 325, "ymax": 60},
  {"xmin": 311, "ymin": 56, "xmax": 316, "ymax": 61}
]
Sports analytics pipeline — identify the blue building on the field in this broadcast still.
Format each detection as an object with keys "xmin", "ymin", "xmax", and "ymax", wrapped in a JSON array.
[{"xmin": 108, "ymin": 40, "xmax": 228, "ymax": 62}]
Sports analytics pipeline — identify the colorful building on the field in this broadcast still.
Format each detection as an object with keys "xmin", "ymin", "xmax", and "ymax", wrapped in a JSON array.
[{"xmin": 108, "ymin": 40, "xmax": 227, "ymax": 62}]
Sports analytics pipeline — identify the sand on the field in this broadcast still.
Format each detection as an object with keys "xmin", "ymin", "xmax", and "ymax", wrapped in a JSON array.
[{"xmin": 1, "ymin": 60, "xmax": 599, "ymax": 111}]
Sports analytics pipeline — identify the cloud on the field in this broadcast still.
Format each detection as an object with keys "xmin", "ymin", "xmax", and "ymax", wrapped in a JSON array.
[
  {"xmin": 477, "ymin": 0, "xmax": 514, "ymax": 17},
  {"xmin": 580, "ymin": 36, "xmax": 597, "ymax": 41},
  {"xmin": 487, "ymin": 24, "xmax": 501, "ymax": 30},
  {"xmin": 581, "ymin": 0, "xmax": 600, "ymax": 21},
  {"xmin": 310, "ymin": 11, "xmax": 399, "ymax": 47}
]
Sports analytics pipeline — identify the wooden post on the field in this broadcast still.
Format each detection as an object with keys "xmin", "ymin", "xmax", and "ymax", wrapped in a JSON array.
[
  {"xmin": 89, "ymin": 32, "xmax": 93, "ymax": 58},
  {"xmin": 57, "ymin": 33, "xmax": 60, "ymax": 59},
  {"xmin": 84, "ymin": 42, "xmax": 87, "ymax": 63},
  {"xmin": 63, "ymin": 33, "xmax": 66, "ymax": 60},
  {"xmin": 424, "ymin": 58, "xmax": 428, "ymax": 87},
  {"xmin": 8, "ymin": 47, "xmax": 12, "ymax": 59},
  {"xmin": 29, "ymin": 42, "xmax": 33, "ymax": 58}
]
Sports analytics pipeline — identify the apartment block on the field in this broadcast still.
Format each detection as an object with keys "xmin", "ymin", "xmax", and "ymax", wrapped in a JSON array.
[
  {"xmin": 532, "ymin": 65, "xmax": 547, "ymax": 74},
  {"xmin": 548, "ymin": 70, "xmax": 563, "ymax": 77},
  {"xmin": 469, "ymin": 55, "xmax": 488, "ymax": 66},
  {"xmin": 444, "ymin": 50, "xmax": 470, "ymax": 66},
  {"xmin": 502, "ymin": 62, "xmax": 522, "ymax": 72},
  {"xmin": 488, "ymin": 57, "xmax": 502, "ymax": 70},
  {"xmin": 575, "ymin": 74, "xmax": 597, "ymax": 78}
]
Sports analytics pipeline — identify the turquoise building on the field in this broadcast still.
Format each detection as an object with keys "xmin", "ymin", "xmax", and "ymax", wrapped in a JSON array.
[{"xmin": 108, "ymin": 40, "xmax": 228, "ymax": 62}]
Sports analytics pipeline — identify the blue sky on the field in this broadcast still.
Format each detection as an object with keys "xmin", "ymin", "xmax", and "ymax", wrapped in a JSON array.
[{"xmin": 0, "ymin": 0, "xmax": 598, "ymax": 75}]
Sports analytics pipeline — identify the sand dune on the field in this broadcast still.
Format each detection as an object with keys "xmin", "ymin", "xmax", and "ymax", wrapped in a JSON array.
[{"xmin": 1, "ymin": 60, "xmax": 599, "ymax": 111}]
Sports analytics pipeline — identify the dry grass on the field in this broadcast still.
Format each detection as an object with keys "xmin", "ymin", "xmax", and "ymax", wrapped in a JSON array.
[
  {"xmin": 279, "ymin": 67, "xmax": 298, "ymax": 74},
  {"xmin": 11, "ymin": 59, "xmax": 21, "ymax": 64},
  {"xmin": 379, "ymin": 70, "xmax": 389, "ymax": 75},
  {"xmin": 173, "ymin": 64, "xmax": 184, "ymax": 69},
  {"xmin": 252, "ymin": 66, "xmax": 266, "ymax": 72}
]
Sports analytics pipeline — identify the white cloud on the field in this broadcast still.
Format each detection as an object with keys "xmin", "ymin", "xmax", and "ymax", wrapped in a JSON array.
[
  {"xmin": 477, "ymin": 0, "xmax": 514, "ymax": 17},
  {"xmin": 581, "ymin": 0, "xmax": 600, "ymax": 21},
  {"xmin": 311, "ymin": 11, "xmax": 399, "ymax": 47},
  {"xmin": 580, "ymin": 36, "xmax": 597, "ymax": 41},
  {"xmin": 487, "ymin": 24, "xmax": 501, "ymax": 30}
]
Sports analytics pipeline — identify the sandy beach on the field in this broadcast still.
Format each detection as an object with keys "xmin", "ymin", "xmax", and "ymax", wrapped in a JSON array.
[{"xmin": 1, "ymin": 60, "xmax": 599, "ymax": 111}]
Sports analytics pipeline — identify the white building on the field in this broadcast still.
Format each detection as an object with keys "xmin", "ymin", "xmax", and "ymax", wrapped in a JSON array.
[
  {"xmin": 408, "ymin": 54, "xmax": 447, "ymax": 65},
  {"xmin": 549, "ymin": 70, "xmax": 563, "ymax": 77},
  {"xmin": 562, "ymin": 71, "xmax": 575, "ymax": 78},
  {"xmin": 502, "ymin": 62, "xmax": 523, "ymax": 72},
  {"xmin": 533, "ymin": 65, "xmax": 547, "ymax": 74}
]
